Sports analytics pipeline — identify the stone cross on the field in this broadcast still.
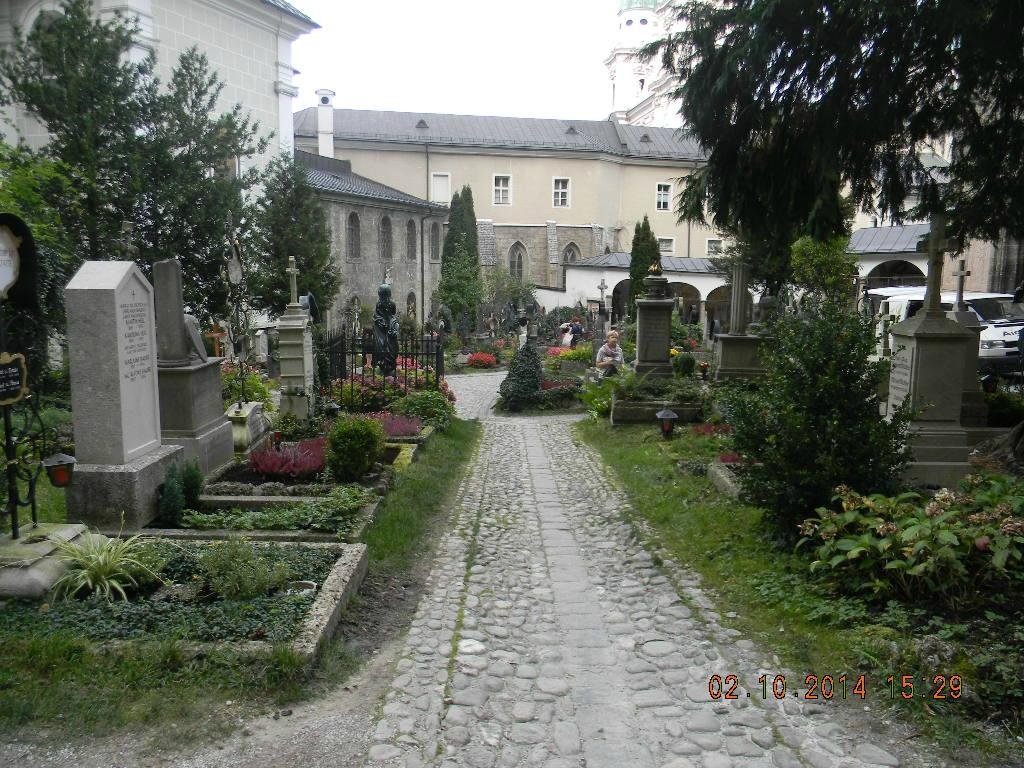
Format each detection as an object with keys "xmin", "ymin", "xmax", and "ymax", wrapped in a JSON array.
[
  {"xmin": 917, "ymin": 213, "xmax": 961, "ymax": 318},
  {"xmin": 597, "ymin": 278, "xmax": 608, "ymax": 303},
  {"xmin": 286, "ymin": 254, "xmax": 299, "ymax": 307},
  {"xmin": 952, "ymin": 258, "xmax": 970, "ymax": 312}
]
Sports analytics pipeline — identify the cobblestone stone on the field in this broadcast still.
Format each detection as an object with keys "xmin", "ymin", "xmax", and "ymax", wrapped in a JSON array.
[{"xmin": 362, "ymin": 373, "xmax": 929, "ymax": 767}]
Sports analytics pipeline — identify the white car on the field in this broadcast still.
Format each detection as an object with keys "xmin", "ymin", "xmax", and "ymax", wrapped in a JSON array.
[{"xmin": 865, "ymin": 287, "xmax": 1024, "ymax": 373}]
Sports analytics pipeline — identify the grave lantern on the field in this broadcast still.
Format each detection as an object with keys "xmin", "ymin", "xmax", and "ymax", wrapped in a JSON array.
[
  {"xmin": 42, "ymin": 453, "xmax": 76, "ymax": 488},
  {"xmin": 656, "ymin": 407, "xmax": 678, "ymax": 439}
]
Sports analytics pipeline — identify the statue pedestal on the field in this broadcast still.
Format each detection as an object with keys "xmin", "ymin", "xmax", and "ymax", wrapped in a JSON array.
[
  {"xmin": 714, "ymin": 334, "xmax": 764, "ymax": 381},
  {"xmin": 158, "ymin": 358, "xmax": 233, "ymax": 473},
  {"xmin": 635, "ymin": 275, "xmax": 675, "ymax": 378}
]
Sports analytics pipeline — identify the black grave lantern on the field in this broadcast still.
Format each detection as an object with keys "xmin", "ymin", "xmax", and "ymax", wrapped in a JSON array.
[
  {"xmin": 656, "ymin": 407, "xmax": 678, "ymax": 439},
  {"xmin": 43, "ymin": 453, "xmax": 76, "ymax": 488}
]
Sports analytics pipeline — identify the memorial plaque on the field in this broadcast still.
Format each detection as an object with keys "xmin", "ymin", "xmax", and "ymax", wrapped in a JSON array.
[
  {"xmin": 0, "ymin": 352, "xmax": 28, "ymax": 405},
  {"xmin": 0, "ymin": 226, "xmax": 21, "ymax": 299},
  {"xmin": 888, "ymin": 343, "xmax": 914, "ymax": 412}
]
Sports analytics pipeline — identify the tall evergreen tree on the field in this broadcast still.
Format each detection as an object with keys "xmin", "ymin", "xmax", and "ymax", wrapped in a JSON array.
[
  {"xmin": 628, "ymin": 216, "xmax": 660, "ymax": 320},
  {"xmin": 249, "ymin": 154, "xmax": 337, "ymax": 317},
  {"xmin": 436, "ymin": 186, "xmax": 481, "ymax": 331},
  {"xmin": 0, "ymin": 0, "xmax": 157, "ymax": 266}
]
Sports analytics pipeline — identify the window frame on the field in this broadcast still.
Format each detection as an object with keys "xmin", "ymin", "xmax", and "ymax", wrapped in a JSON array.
[
  {"xmin": 379, "ymin": 215, "xmax": 393, "ymax": 261},
  {"xmin": 346, "ymin": 212, "xmax": 361, "ymax": 261},
  {"xmin": 430, "ymin": 172, "xmax": 452, "ymax": 204},
  {"xmin": 492, "ymin": 174, "xmax": 512, "ymax": 206},
  {"xmin": 552, "ymin": 177, "xmax": 571, "ymax": 208},
  {"xmin": 406, "ymin": 219, "xmax": 417, "ymax": 261},
  {"xmin": 706, "ymin": 238, "xmax": 723, "ymax": 256},
  {"xmin": 430, "ymin": 222, "xmax": 441, "ymax": 262},
  {"xmin": 657, "ymin": 237, "xmax": 675, "ymax": 254},
  {"xmin": 656, "ymin": 182, "xmax": 672, "ymax": 212},
  {"xmin": 509, "ymin": 242, "xmax": 526, "ymax": 282}
]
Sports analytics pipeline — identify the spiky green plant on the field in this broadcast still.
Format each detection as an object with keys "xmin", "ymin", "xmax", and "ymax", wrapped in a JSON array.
[{"xmin": 51, "ymin": 532, "xmax": 157, "ymax": 601}]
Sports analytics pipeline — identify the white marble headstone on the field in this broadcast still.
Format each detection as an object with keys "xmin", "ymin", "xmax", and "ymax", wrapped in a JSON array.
[{"xmin": 66, "ymin": 262, "xmax": 162, "ymax": 465}]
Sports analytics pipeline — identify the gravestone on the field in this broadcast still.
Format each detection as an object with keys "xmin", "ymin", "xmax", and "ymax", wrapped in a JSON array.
[
  {"xmin": 153, "ymin": 259, "xmax": 233, "ymax": 474},
  {"xmin": 887, "ymin": 214, "xmax": 973, "ymax": 487},
  {"xmin": 714, "ymin": 261, "xmax": 762, "ymax": 380},
  {"xmin": 65, "ymin": 261, "xmax": 182, "ymax": 529},
  {"xmin": 946, "ymin": 258, "xmax": 987, "ymax": 428},
  {"xmin": 278, "ymin": 255, "xmax": 314, "ymax": 420},
  {"xmin": 635, "ymin": 272, "xmax": 674, "ymax": 378}
]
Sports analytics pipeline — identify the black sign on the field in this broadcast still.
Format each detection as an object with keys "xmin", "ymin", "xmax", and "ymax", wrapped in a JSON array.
[{"xmin": 0, "ymin": 352, "xmax": 27, "ymax": 406}]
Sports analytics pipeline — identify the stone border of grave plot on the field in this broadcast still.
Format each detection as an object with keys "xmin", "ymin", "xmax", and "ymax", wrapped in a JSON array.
[
  {"xmin": 384, "ymin": 425, "xmax": 434, "ymax": 445},
  {"xmin": 98, "ymin": 542, "xmax": 367, "ymax": 667},
  {"xmin": 140, "ymin": 498, "xmax": 380, "ymax": 543},
  {"xmin": 609, "ymin": 396, "xmax": 702, "ymax": 426}
]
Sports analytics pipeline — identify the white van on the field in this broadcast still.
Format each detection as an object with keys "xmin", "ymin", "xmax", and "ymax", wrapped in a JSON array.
[{"xmin": 866, "ymin": 287, "xmax": 1024, "ymax": 373}]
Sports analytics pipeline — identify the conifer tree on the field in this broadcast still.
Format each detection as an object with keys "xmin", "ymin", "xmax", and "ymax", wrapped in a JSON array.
[
  {"xmin": 628, "ymin": 216, "xmax": 660, "ymax": 320},
  {"xmin": 249, "ymin": 153, "xmax": 337, "ymax": 317},
  {"xmin": 436, "ymin": 186, "xmax": 481, "ymax": 331}
]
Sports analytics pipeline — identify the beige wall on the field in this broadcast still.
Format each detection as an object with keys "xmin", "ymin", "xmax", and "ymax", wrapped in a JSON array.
[{"xmin": 295, "ymin": 137, "xmax": 722, "ymax": 256}]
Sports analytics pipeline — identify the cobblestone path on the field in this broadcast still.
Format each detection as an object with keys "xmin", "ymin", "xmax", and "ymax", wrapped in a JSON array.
[{"xmin": 365, "ymin": 372, "xmax": 921, "ymax": 768}]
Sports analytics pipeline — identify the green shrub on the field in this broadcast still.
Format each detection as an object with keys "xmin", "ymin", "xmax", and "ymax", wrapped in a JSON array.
[
  {"xmin": 579, "ymin": 377, "xmax": 616, "ymax": 418},
  {"xmin": 720, "ymin": 300, "xmax": 912, "ymax": 544},
  {"xmin": 986, "ymin": 390, "xmax": 1024, "ymax": 428},
  {"xmin": 196, "ymin": 538, "xmax": 292, "ymax": 600},
  {"xmin": 223, "ymin": 371, "xmax": 274, "ymax": 412},
  {"xmin": 559, "ymin": 344, "xmax": 593, "ymax": 364},
  {"xmin": 800, "ymin": 478, "xmax": 1024, "ymax": 609},
  {"xmin": 180, "ymin": 459, "xmax": 204, "ymax": 510},
  {"xmin": 327, "ymin": 416, "xmax": 384, "ymax": 481},
  {"xmin": 51, "ymin": 533, "xmax": 158, "ymax": 601},
  {"xmin": 497, "ymin": 343, "xmax": 543, "ymax": 411},
  {"xmin": 158, "ymin": 466, "xmax": 186, "ymax": 527},
  {"xmin": 673, "ymin": 352, "xmax": 697, "ymax": 377},
  {"xmin": 391, "ymin": 390, "xmax": 456, "ymax": 432},
  {"xmin": 272, "ymin": 411, "xmax": 323, "ymax": 441}
]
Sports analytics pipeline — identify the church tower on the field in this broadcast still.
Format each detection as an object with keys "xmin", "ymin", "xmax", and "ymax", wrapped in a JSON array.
[{"xmin": 604, "ymin": 0, "xmax": 662, "ymax": 122}]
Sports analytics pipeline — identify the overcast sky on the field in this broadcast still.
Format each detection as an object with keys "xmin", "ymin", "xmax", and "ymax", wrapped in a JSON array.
[{"xmin": 291, "ymin": 0, "xmax": 621, "ymax": 120}]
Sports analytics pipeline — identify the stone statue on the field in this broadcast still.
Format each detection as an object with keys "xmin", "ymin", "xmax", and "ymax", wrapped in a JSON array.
[
  {"xmin": 373, "ymin": 282, "xmax": 399, "ymax": 377},
  {"xmin": 183, "ymin": 314, "xmax": 208, "ymax": 362}
]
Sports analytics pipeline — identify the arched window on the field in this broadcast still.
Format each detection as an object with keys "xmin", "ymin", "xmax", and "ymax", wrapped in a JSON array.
[
  {"xmin": 406, "ymin": 220, "xmax": 417, "ymax": 261},
  {"xmin": 379, "ymin": 216, "xmax": 392, "ymax": 260},
  {"xmin": 406, "ymin": 291, "xmax": 417, "ymax": 319},
  {"xmin": 430, "ymin": 222, "xmax": 441, "ymax": 261},
  {"xmin": 346, "ymin": 212, "xmax": 361, "ymax": 260},
  {"xmin": 509, "ymin": 242, "xmax": 526, "ymax": 282},
  {"xmin": 561, "ymin": 243, "xmax": 580, "ymax": 289}
]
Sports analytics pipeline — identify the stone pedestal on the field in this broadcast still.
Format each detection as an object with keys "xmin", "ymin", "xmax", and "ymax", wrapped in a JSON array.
[
  {"xmin": 65, "ymin": 261, "xmax": 183, "ymax": 529},
  {"xmin": 158, "ymin": 360, "xmax": 234, "ymax": 473},
  {"xmin": 0, "ymin": 523, "xmax": 88, "ymax": 599},
  {"xmin": 277, "ymin": 303, "xmax": 314, "ymax": 421},
  {"xmin": 227, "ymin": 401, "xmax": 271, "ymax": 457},
  {"xmin": 888, "ymin": 311, "xmax": 974, "ymax": 487},
  {"xmin": 635, "ymin": 275, "xmax": 674, "ymax": 378},
  {"xmin": 714, "ymin": 334, "xmax": 764, "ymax": 381},
  {"xmin": 947, "ymin": 308, "xmax": 987, "ymax": 427}
]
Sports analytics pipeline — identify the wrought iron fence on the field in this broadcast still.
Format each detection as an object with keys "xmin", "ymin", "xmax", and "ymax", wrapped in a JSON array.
[{"xmin": 317, "ymin": 326, "xmax": 445, "ymax": 411}]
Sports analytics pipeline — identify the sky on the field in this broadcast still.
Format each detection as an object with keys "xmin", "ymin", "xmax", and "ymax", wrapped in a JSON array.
[{"xmin": 290, "ymin": 0, "xmax": 621, "ymax": 121}]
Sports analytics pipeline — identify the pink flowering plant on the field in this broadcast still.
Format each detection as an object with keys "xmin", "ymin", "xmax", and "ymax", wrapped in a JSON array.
[
  {"xmin": 365, "ymin": 411, "xmax": 423, "ymax": 437},
  {"xmin": 249, "ymin": 437, "xmax": 326, "ymax": 480},
  {"xmin": 798, "ymin": 476, "xmax": 1024, "ymax": 608}
]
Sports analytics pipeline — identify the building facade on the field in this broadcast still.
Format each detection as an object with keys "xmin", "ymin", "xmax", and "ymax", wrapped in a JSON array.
[
  {"xmin": 296, "ymin": 150, "xmax": 448, "ymax": 329},
  {"xmin": 0, "ymin": 0, "xmax": 315, "ymax": 171},
  {"xmin": 294, "ymin": 90, "xmax": 726, "ymax": 314}
]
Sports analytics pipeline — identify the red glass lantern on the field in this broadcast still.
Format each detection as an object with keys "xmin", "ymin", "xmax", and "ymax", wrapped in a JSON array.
[
  {"xmin": 656, "ymin": 408, "xmax": 678, "ymax": 439},
  {"xmin": 42, "ymin": 453, "xmax": 76, "ymax": 488}
]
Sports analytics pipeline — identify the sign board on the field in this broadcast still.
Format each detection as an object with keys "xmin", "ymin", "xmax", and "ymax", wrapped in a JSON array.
[
  {"xmin": 0, "ymin": 352, "xmax": 28, "ymax": 406},
  {"xmin": 0, "ymin": 225, "xmax": 22, "ymax": 299}
]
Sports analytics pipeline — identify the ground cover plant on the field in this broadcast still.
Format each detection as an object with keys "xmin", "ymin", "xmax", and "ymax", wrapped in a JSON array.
[
  {"xmin": 365, "ymin": 411, "xmax": 423, "ymax": 438},
  {"xmin": 249, "ymin": 438, "xmax": 327, "ymax": 481},
  {"xmin": 578, "ymin": 421, "xmax": 1023, "ymax": 761}
]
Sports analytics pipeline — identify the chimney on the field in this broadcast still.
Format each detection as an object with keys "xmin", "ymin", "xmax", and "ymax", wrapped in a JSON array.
[{"xmin": 315, "ymin": 88, "xmax": 335, "ymax": 158}]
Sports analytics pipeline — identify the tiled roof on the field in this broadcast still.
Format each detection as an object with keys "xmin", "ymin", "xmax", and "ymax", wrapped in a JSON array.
[
  {"xmin": 260, "ymin": 0, "xmax": 318, "ymax": 27},
  {"xmin": 294, "ymin": 108, "xmax": 705, "ymax": 161},
  {"xmin": 296, "ymin": 151, "xmax": 445, "ymax": 212},
  {"xmin": 848, "ymin": 223, "xmax": 930, "ymax": 254},
  {"xmin": 574, "ymin": 252, "xmax": 723, "ymax": 273}
]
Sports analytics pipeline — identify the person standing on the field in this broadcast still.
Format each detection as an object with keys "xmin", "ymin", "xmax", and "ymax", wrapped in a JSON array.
[{"xmin": 570, "ymin": 317, "xmax": 584, "ymax": 348}]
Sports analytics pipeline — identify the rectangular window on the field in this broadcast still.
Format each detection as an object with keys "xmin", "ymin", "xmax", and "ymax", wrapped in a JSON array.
[
  {"xmin": 431, "ymin": 172, "xmax": 451, "ymax": 204},
  {"xmin": 553, "ymin": 177, "xmax": 570, "ymax": 208},
  {"xmin": 658, "ymin": 237, "xmax": 675, "ymax": 253},
  {"xmin": 707, "ymin": 238, "xmax": 723, "ymax": 255},
  {"xmin": 656, "ymin": 183, "xmax": 671, "ymax": 211},
  {"xmin": 493, "ymin": 175, "xmax": 511, "ymax": 205}
]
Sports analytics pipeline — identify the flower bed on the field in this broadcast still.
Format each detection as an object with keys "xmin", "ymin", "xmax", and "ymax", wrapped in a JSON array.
[
  {"xmin": 365, "ymin": 411, "xmax": 423, "ymax": 438},
  {"xmin": 0, "ymin": 539, "xmax": 366, "ymax": 663},
  {"xmin": 466, "ymin": 352, "xmax": 498, "ymax": 369}
]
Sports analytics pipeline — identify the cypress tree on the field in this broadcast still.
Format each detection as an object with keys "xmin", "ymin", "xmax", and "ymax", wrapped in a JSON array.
[
  {"xmin": 628, "ymin": 216, "xmax": 660, "ymax": 320},
  {"xmin": 436, "ymin": 186, "xmax": 481, "ymax": 332}
]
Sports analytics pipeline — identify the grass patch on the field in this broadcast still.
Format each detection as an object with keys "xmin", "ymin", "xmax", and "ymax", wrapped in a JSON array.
[
  {"xmin": 0, "ymin": 478, "xmax": 67, "ymax": 534},
  {"xmin": 0, "ymin": 419, "xmax": 481, "ymax": 744},
  {"xmin": 576, "ymin": 420, "xmax": 1022, "ymax": 764}
]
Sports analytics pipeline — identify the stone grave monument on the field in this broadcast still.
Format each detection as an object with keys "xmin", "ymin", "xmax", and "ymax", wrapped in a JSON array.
[
  {"xmin": 65, "ymin": 261, "xmax": 182, "ymax": 529},
  {"xmin": 887, "ymin": 214, "xmax": 973, "ymax": 487},
  {"xmin": 153, "ymin": 258, "xmax": 233, "ymax": 473},
  {"xmin": 714, "ymin": 261, "xmax": 762, "ymax": 380},
  {"xmin": 946, "ymin": 258, "xmax": 988, "ymax": 428},
  {"xmin": 634, "ymin": 263, "xmax": 674, "ymax": 378},
  {"xmin": 277, "ymin": 254, "xmax": 315, "ymax": 421}
]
